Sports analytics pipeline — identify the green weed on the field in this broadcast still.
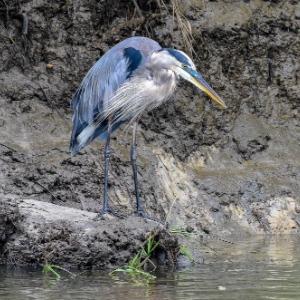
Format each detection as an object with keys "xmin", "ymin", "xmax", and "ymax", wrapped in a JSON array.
[
  {"xmin": 170, "ymin": 227, "xmax": 195, "ymax": 262},
  {"xmin": 110, "ymin": 234, "xmax": 159, "ymax": 281},
  {"xmin": 43, "ymin": 263, "xmax": 75, "ymax": 280},
  {"xmin": 179, "ymin": 244, "xmax": 194, "ymax": 262}
]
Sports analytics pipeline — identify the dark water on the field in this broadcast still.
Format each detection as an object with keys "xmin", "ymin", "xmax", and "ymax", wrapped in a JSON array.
[{"xmin": 1, "ymin": 237, "xmax": 300, "ymax": 300}]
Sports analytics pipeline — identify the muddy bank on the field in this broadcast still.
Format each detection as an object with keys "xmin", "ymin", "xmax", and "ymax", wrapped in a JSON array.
[
  {"xmin": 0, "ymin": 0, "xmax": 299, "ymax": 268},
  {"xmin": 0, "ymin": 196, "xmax": 180, "ymax": 269}
]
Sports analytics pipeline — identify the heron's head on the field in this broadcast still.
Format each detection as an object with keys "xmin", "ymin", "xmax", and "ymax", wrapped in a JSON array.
[{"xmin": 153, "ymin": 48, "xmax": 226, "ymax": 109}]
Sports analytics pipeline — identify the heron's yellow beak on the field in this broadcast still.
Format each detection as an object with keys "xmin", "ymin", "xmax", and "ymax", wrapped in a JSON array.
[
  {"xmin": 189, "ymin": 76, "xmax": 227, "ymax": 109},
  {"xmin": 177, "ymin": 67, "xmax": 227, "ymax": 109}
]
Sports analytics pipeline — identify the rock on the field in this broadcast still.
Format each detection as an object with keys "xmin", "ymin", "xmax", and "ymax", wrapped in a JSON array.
[
  {"xmin": 176, "ymin": 254, "xmax": 192, "ymax": 269},
  {"xmin": 0, "ymin": 197, "xmax": 173, "ymax": 269}
]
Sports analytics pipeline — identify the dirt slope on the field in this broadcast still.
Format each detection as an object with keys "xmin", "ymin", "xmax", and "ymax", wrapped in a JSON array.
[{"xmin": 0, "ymin": 0, "xmax": 299, "ymax": 267}]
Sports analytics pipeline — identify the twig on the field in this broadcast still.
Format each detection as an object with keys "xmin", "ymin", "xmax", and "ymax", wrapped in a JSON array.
[
  {"xmin": 30, "ymin": 180, "xmax": 58, "ymax": 201},
  {"xmin": 0, "ymin": 142, "xmax": 17, "ymax": 152},
  {"xmin": 37, "ymin": 83, "xmax": 54, "ymax": 109},
  {"xmin": 172, "ymin": 0, "xmax": 196, "ymax": 58},
  {"xmin": 36, "ymin": 83, "xmax": 67, "ymax": 123},
  {"xmin": 156, "ymin": 0, "xmax": 168, "ymax": 11},
  {"xmin": 131, "ymin": 0, "xmax": 150, "ymax": 36},
  {"xmin": 50, "ymin": 265, "xmax": 76, "ymax": 278},
  {"xmin": 131, "ymin": 0, "xmax": 143, "ymax": 18},
  {"xmin": 208, "ymin": 233, "xmax": 235, "ymax": 245}
]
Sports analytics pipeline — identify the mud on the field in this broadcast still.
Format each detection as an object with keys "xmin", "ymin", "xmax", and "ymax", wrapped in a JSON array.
[
  {"xmin": 0, "ymin": 196, "xmax": 178, "ymax": 269},
  {"xmin": 0, "ymin": 0, "xmax": 299, "ymax": 268}
]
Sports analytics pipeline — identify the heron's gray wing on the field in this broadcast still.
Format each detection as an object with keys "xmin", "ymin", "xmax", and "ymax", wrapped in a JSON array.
[
  {"xmin": 72, "ymin": 50, "xmax": 129, "ymax": 122},
  {"xmin": 71, "ymin": 49, "xmax": 142, "ymax": 154}
]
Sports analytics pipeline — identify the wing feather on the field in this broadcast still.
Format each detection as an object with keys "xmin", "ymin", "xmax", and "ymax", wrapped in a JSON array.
[{"xmin": 70, "ymin": 51, "xmax": 128, "ymax": 155}]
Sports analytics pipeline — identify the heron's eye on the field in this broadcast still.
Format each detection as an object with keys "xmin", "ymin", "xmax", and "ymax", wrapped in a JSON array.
[{"xmin": 183, "ymin": 64, "xmax": 191, "ymax": 71}]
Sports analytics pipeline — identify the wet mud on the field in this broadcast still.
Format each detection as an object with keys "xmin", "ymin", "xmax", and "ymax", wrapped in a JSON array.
[
  {"xmin": 0, "ymin": 197, "xmax": 177, "ymax": 269},
  {"xmin": 0, "ymin": 0, "xmax": 299, "ymax": 268}
]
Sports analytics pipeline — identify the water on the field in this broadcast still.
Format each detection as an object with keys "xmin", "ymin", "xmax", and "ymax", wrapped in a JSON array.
[{"xmin": 1, "ymin": 236, "xmax": 300, "ymax": 300}]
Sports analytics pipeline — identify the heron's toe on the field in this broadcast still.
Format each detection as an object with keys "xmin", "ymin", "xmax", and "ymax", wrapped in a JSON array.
[
  {"xmin": 95, "ymin": 207, "xmax": 125, "ymax": 220},
  {"xmin": 135, "ymin": 210, "xmax": 164, "ymax": 225}
]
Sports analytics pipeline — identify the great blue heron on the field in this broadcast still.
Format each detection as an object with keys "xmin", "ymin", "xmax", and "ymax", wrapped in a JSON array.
[{"xmin": 70, "ymin": 36, "xmax": 226, "ymax": 219}]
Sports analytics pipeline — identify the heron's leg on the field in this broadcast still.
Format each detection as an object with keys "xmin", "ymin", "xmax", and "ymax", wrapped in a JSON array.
[
  {"xmin": 131, "ymin": 122, "xmax": 141, "ymax": 212},
  {"xmin": 131, "ymin": 122, "xmax": 144, "ymax": 215},
  {"xmin": 101, "ymin": 120, "xmax": 112, "ymax": 214}
]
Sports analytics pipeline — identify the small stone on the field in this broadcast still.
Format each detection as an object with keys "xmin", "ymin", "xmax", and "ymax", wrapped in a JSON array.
[
  {"xmin": 218, "ymin": 286, "xmax": 226, "ymax": 291},
  {"xmin": 46, "ymin": 63, "xmax": 54, "ymax": 69},
  {"xmin": 20, "ymin": 105, "xmax": 31, "ymax": 113},
  {"xmin": 185, "ymin": 225, "xmax": 194, "ymax": 233},
  {"xmin": 176, "ymin": 254, "xmax": 192, "ymax": 269}
]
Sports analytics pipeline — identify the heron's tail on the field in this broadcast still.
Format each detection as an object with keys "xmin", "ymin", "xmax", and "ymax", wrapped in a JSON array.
[
  {"xmin": 70, "ymin": 117, "xmax": 125, "ymax": 156},
  {"xmin": 70, "ymin": 116, "xmax": 106, "ymax": 156}
]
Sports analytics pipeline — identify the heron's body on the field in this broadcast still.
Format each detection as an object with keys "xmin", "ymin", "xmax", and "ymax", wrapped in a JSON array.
[
  {"xmin": 70, "ymin": 37, "xmax": 162, "ymax": 154},
  {"xmin": 70, "ymin": 36, "xmax": 226, "ymax": 219}
]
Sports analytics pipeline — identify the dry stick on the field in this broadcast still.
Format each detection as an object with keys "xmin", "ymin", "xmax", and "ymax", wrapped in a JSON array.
[
  {"xmin": 30, "ymin": 180, "xmax": 59, "ymax": 201},
  {"xmin": 37, "ymin": 83, "xmax": 54, "ymax": 109},
  {"xmin": 131, "ymin": 0, "xmax": 150, "ymax": 36},
  {"xmin": 37, "ymin": 83, "xmax": 68, "ymax": 125},
  {"xmin": 131, "ymin": 0, "xmax": 143, "ymax": 18},
  {"xmin": 0, "ymin": 143, "xmax": 17, "ymax": 152},
  {"xmin": 208, "ymin": 233, "xmax": 235, "ymax": 245},
  {"xmin": 172, "ymin": 0, "xmax": 195, "ymax": 58}
]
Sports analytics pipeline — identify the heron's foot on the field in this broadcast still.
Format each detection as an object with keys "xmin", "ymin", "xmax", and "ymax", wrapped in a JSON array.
[
  {"xmin": 97, "ymin": 206, "xmax": 125, "ymax": 219},
  {"xmin": 135, "ymin": 209, "xmax": 164, "ymax": 225}
]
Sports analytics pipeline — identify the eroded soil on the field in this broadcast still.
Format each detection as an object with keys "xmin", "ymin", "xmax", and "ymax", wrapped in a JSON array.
[{"xmin": 0, "ymin": 0, "xmax": 299, "ymax": 268}]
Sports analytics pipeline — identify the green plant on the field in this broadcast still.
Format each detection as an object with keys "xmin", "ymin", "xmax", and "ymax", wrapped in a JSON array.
[
  {"xmin": 169, "ymin": 227, "xmax": 195, "ymax": 262},
  {"xmin": 179, "ymin": 244, "xmax": 194, "ymax": 262},
  {"xmin": 110, "ymin": 234, "xmax": 159, "ymax": 281},
  {"xmin": 43, "ymin": 263, "xmax": 75, "ymax": 280}
]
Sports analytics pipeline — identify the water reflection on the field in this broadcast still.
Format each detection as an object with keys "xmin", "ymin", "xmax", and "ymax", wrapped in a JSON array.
[{"xmin": 0, "ymin": 236, "xmax": 300, "ymax": 300}]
